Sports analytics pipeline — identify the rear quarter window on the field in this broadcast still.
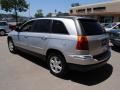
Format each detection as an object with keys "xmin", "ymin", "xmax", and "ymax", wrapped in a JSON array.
[
  {"xmin": 78, "ymin": 19, "xmax": 105, "ymax": 35},
  {"xmin": 51, "ymin": 20, "xmax": 69, "ymax": 35}
]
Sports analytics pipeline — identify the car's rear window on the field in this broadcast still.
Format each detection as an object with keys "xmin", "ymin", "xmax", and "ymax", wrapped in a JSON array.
[
  {"xmin": 0, "ymin": 22, "xmax": 7, "ymax": 26},
  {"xmin": 78, "ymin": 19, "xmax": 105, "ymax": 35}
]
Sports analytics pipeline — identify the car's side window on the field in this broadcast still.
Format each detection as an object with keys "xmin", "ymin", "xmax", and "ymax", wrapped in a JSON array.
[
  {"xmin": 51, "ymin": 20, "xmax": 69, "ymax": 35},
  {"xmin": 20, "ymin": 21, "xmax": 34, "ymax": 32},
  {"xmin": 31, "ymin": 19, "xmax": 51, "ymax": 33}
]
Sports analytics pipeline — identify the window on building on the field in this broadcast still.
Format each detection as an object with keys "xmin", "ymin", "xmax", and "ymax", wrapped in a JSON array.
[
  {"xmin": 93, "ymin": 7, "xmax": 106, "ymax": 11},
  {"xmin": 70, "ymin": 10, "xmax": 73, "ymax": 14},
  {"xmin": 77, "ymin": 9, "xmax": 86, "ymax": 13},
  {"xmin": 87, "ymin": 8, "xmax": 92, "ymax": 13}
]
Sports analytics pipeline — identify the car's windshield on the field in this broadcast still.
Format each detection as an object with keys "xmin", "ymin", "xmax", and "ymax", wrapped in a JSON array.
[
  {"xmin": 105, "ymin": 23, "xmax": 116, "ymax": 28},
  {"xmin": 0, "ymin": 22, "xmax": 7, "ymax": 26}
]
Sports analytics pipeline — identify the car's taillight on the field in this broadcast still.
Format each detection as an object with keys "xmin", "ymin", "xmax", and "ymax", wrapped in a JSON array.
[{"xmin": 76, "ymin": 36, "xmax": 89, "ymax": 50}]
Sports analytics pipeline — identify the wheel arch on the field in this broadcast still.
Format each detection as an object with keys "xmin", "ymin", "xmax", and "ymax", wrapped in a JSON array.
[
  {"xmin": 0, "ymin": 29, "xmax": 5, "ymax": 32},
  {"xmin": 46, "ymin": 49, "xmax": 66, "ymax": 61}
]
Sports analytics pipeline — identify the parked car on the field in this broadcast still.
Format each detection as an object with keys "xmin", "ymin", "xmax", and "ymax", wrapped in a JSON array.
[
  {"xmin": 7, "ymin": 16, "xmax": 111, "ymax": 76},
  {"xmin": 9, "ymin": 24, "xmax": 16, "ymax": 30},
  {"xmin": 109, "ymin": 29, "xmax": 120, "ymax": 47},
  {"xmin": 101, "ymin": 23, "xmax": 111, "ymax": 28},
  {"xmin": 9, "ymin": 22, "xmax": 25, "ymax": 31},
  {"xmin": 0, "ymin": 21, "xmax": 11, "ymax": 36},
  {"xmin": 105, "ymin": 22, "xmax": 120, "ymax": 32}
]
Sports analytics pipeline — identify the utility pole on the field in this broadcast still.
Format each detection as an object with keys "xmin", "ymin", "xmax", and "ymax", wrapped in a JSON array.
[
  {"xmin": 29, "ymin": 1, "xmax": 31, "ymax": 19},
  {"xmin": 14, "ymin": 0, "xmax": 18, "ymax": 25}
]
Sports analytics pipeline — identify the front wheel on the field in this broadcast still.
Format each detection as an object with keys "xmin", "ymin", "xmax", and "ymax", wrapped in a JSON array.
[
  {"xmin": 47, "ymin": 53, "xmax": 68, "ymax": 77},
  {"xmin": 8, "ymin": 39, "xmax": 16, "ymax": 53}
]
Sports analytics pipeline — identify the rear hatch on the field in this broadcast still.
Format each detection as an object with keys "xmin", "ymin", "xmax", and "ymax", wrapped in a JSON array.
[{"xmin": 78, "ymin": 19, "xmax": 109, "ymax": 56}]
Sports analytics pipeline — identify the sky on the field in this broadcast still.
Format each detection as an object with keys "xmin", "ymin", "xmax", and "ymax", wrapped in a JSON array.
[{"xmin": 0, "ymin": 0, "xmax": 111, "ymax": 17}]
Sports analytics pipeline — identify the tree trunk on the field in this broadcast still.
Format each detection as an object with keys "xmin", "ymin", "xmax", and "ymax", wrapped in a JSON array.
[{"xmin": 14, "ymin": 5, "xmax": 18, "ymax": 25}]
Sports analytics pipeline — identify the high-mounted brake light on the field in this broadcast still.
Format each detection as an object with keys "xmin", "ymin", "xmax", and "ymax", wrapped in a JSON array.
[{"xmin": 76, "ymin": 36, "xmax": 89, "ymax": 50}]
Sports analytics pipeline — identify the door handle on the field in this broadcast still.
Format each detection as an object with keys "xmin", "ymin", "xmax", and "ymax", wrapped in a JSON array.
[{"xmin": 41, "ymin": 36, "xmax": 47, "ymax": 40}]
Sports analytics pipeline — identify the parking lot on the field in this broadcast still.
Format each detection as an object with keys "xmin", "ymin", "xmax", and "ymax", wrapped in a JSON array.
[{"xmin": 0, "ymin": 36, "xmax": 120, "ymax": 90}]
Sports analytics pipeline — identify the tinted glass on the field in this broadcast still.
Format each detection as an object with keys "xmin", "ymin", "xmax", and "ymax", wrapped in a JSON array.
[
  {"xmin": 0, "ymin": 22, "xmax": 7, "ymax": 26},
  {"xmin": 21, "ymin": 21, "xmax": 34, "ymax": 32},
  {"xmin": 52, "ymin": 20, "xmax": 68, "ymax": 34},
  {"xmin": 78, "ymin": 19, "xmax": 105, "ymax": 35},
  {"xmin": 32, "ymin": 19, "xmax": 51, "ymax": 33}
]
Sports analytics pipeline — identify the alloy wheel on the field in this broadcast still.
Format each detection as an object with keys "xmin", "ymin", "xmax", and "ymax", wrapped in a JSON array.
[{"xmin": 50, "ymin": 56, "xmax": 63, "ymax": 74}]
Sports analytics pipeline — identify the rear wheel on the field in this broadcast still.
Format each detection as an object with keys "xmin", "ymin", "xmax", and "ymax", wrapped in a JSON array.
[
  {"xmin": 0, "ymin": 30, "xmax": 5, "ymax": 36},
  {"xmin": 47, "ymin": 53, "xmax": 68, "ymax": 77},
  {"xmin": 8, "ymin": 39, "xmax": 16, "ymax": 53}
]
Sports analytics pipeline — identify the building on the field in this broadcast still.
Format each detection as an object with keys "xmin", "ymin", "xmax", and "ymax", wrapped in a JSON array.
[
  {"xmin": 0, "ymin": 13, "xmax": 29, "ymax": 25},
  {"xmin": 69, "ymin": 0, "xmax": 120, "ymax": 23}
]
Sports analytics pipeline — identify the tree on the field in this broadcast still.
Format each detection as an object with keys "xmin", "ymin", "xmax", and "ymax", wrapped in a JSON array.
[
  {"xmin": 56, "ymin": 11, "xmax": 69, "ymax": 16},
  {"xmin": 57, "ymin": 11, "xmax": 62, "ymax": 16},
  {"xmin": 46, "ymin": 12, "xmax": 52, "ymax": 17},
  {"xmin": 0, "ymin": 0, "xmax": 28, "ymax": 24},
  {"xmin": 34, "ymin": 9, "xmax": 44, "ymax": 18}
]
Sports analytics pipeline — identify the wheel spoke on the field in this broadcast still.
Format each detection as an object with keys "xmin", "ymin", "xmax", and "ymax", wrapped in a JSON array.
[
  {"xmin": 57, "ymin": 66, "xmax": 62, "ymax": 70},
  {"xmin": 57, "ymin": 61, "xmax": 61, "ymax": 65},
  {"xmin": 55, "ymin": 67, "xmax": 59, "ymax": 72}
]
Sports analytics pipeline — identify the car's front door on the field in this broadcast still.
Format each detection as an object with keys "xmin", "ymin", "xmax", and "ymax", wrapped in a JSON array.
[
  {"xmin": 26, "ymin": 19, "xmax": 52, "ymax": 55},
  {"xmin": 17, "ymin": 21, "xmax": 34, "ymax": 50}
]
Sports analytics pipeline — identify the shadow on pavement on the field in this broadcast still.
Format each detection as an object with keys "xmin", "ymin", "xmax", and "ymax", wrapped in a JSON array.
[
  {"xmin": 17, "ymin": 51, "xmax": 49, "ymax": 70},
  {"xmin": 62, "ymin": 64, "xmax": 113, "ymax": 86},
  {"xmin": 111, "ymin": 46, "xmax": 120, "ymax": 53},
  {"xmin": 17, "ymin": 51, "xmax": 113, "ymax": 86}
]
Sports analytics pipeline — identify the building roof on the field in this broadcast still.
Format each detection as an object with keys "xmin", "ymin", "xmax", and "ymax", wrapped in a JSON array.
[{"xmin": 71, "ymin": 0, "xmax": 120, "ymax": 9}]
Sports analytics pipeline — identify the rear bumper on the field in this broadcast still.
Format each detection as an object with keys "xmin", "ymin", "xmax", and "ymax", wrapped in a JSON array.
[
  {"xmin": 66, "ymin": 50, "xmax": 111, "ymax": 65},
  {"xmin": 66, "ymin": 50, "xmax": 111, "ymax": 71},
  {"xmin": 68, "ymin": 59, "xmax": 108, "ymax": 71}
]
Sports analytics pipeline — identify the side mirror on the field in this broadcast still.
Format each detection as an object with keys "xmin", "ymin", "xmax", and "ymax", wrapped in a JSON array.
[{"xmin": 16, "ymin": 27, "xmax": 20, "ymax": 32}]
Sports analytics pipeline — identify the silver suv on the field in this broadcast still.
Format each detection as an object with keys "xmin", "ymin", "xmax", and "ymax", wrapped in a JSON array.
[
  {"xmin": 0, "ymin": 21, "xmax": 11, "ymax": 36},
  {"xmin": 7, "ymin": 16, "xmax": 111, "ymax": 76}
]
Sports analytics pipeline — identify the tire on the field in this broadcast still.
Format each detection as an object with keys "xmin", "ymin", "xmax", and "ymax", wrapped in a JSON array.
[
  {"xmin": 47, "ymin": 53, "xmax": 68, "ymax": 77},
  {"xmin": 8, "ymin": 39, "xmax": 16, "ymax": 53},
  {"xmin": 0, "ymin": 30, "xmax": 5, "ymax": 36}
]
